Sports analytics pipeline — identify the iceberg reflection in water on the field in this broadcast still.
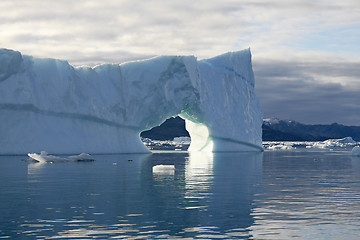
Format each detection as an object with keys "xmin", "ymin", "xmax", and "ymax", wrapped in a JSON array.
[
  {"xmin": 1, "ymin": 150, "xmax": 360, "ymax": 239},
  {"xmin": 0, "ymin": 151, "xmax": 262, "ymax": 239}
]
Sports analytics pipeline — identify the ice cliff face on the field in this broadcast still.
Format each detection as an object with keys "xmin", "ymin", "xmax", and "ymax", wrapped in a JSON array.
[{"xmin": 0, "ymin": 48, "xmax": 262, "ymax": 154}]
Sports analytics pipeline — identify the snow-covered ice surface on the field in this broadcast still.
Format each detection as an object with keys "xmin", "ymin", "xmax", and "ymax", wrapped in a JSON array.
[
  {"xmin": 27, "ymin": 151, "xmax": 94, "ymax": 163},
  {"xmin": 0, "ymin": 48, "xmax": 262, "ymax": 154}
]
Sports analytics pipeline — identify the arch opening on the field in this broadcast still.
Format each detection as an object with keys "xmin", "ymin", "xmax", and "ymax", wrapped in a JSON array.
[
  {"xmin": 140, "ymin": 116, "xmax": 190, "ymax": 151},
  {"xmin": 140, "ymin": 115, "xmax": 213, "ymax": 152}
]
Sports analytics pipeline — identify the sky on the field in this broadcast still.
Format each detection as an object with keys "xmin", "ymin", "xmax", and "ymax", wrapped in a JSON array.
[{"xmin": 1, "ymin": 0, "xmax": 359, "ymax": 125}]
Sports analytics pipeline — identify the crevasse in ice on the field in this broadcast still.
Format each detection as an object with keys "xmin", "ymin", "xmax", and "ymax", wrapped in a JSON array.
[{"xmin": 0, "ymin": 48, "xmax": 263, "ymax": 154}]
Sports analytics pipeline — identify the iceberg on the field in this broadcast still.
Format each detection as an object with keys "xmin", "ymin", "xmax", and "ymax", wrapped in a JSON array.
[
  {"xmin": 267, "ymin": 143, "xmax": 295, "ymax": 150},
  {"xmin": 308, "ymin": 137, "xmax": 357, "ymax": 149},
  {"xmin": 0, "ymin": 48, "xmax": 262, "ymax": 154},
  {"xmin": 28, "ymin": 151, "xmax": 94, "ymax": 163}
]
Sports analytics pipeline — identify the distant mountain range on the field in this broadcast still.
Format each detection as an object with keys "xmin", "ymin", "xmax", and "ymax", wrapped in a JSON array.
[
  {"xmin": 141, "ymin": 117, "xmax": 360, "ymax": 141},
  {"xmin": 262, "ymin": 118, "xmax": 360, "ymax": 141},
  {"xmin": 141, "ymin": 117, "xmax": 189, "ymax": 140}
]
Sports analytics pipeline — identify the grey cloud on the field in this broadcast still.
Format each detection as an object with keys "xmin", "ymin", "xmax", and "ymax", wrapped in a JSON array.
[{"xmin": 254, "ymin": 60, "xmax": 360, "ymax": 125}]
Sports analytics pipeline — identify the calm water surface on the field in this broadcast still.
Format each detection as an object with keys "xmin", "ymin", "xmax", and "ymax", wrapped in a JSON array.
[{"xmin": 1, "ymin": 150, "xmax": 360, "ymax": 239}]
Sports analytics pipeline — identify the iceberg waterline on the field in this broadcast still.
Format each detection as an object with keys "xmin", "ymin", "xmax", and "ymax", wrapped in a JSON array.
[{"xmin": 0, "ymin": 48, "xmax": 262, "ymax": 154}]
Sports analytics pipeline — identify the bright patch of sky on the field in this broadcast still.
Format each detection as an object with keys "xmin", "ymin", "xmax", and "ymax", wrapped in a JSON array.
[{"xmin": 290, "ymin": 25, "xmax": 360, "ymax": 57}]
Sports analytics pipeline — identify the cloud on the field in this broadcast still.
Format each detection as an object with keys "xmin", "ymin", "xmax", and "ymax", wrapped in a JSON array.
[
  {"xmin": 254, "ymin": 60, "xmax": 360, "ymax": 125},
  {"xmin": 1, "ymin": 0, "xmax": 359, "ymax": 64}
]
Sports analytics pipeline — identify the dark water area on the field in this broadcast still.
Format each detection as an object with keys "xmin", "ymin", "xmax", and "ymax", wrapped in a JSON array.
[{"xmin": 1, "ymin": 150, "xmax": 360, "ymax": 239}]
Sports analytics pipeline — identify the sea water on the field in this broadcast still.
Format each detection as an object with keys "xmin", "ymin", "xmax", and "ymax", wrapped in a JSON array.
[{"xmin": 1, "ymin": 150, "xmax": 360, "ymax": 239}]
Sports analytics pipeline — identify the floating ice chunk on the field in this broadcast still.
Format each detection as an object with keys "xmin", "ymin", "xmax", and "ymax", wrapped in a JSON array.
[
  {"xmin": 309, "ymin": 142, "xmax": 329, "ymax": 149},
  {"xmin": 27, "ymin": 151, "xmax": 50, "ymax": 163},
  {"xmin": 267, "ymin": 143, "xmax": 295, "ymax": 150},
  {"xmin": 310, "ymin": 137, "xmax": 356, "ymax": 149},
  {"xmin": 27, "ymin": 151, "xmax": 94, "ymax": 163},
  {"xmin": 335, "ymin": 137, "xmax": 356, "ymax": 144},
  {"xmin": 352, "ymin": 146, "xmax": 360, "ymax": 156},
  {"xmin": 152, "ymin": 165, "xmax": 175, "ymax": 175}
]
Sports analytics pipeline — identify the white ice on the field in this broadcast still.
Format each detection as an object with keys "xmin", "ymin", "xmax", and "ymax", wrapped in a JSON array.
[
  {"xmin": 267, "ymin": 143, "xmax": 295, "ymax": 150},
  {"xmin": 27, "ymin": 151, "xmax": 94, "ymax": 163},
  {"xmin": 0, "ymin": 48, "xmax": 262, "ymax": 154},
  {"xmin": 152, "ymin": 165, "xmax": 175, "ymax": 175},
  {"xmin": 308, "ymin": 137, "xmax": 357, "ymax": 149},
  {"xmin": 263, "ymin": 137, "xmax": 358, "ymax": 151}
]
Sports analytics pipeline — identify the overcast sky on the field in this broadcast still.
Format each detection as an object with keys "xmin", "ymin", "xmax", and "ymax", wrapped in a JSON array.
[{"xmin": 1, "ymin": 0, "xmax": 359, "ymax": 125}]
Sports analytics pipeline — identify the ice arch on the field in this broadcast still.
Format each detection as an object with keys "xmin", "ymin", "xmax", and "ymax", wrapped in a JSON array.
[{"xmin": 0, "ymin": 48, "xmax": 262, "ymax": 154}]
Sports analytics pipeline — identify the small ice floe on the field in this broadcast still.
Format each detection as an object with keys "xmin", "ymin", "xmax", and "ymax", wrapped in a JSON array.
[
  {"xmin": 267, "ymin": 144, "xmax": 295, "ymax": 150},
  {"xmin": 264, "ymin": 142, "xmax": 295, "ymax": 150},
  {"xmin": 152, "ymin": 164, "xmax": 175, "ymax": 175},
  {"xmin": 352, "ymin": 146, "xmax": 360, "ymax": 156},
  {"xmin": 308, "ymin": 137, "xmax": 357, "ymax": 149},
  {"xmin": 27, "ymin": 151, "xmax": 94, "ymax": 163}
]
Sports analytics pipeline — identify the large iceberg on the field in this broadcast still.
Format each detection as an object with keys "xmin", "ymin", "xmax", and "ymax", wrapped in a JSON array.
[{"xmin": 0, "ymin": 48, "xmax": 262, "ymax": 154}]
